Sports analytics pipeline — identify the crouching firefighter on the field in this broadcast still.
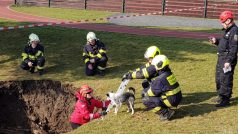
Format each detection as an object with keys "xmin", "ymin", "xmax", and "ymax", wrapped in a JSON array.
[
  {"xmin": 123, "ymin": 55, "xmax": 182, "ymax": 121},
  {"xmin": 83, "ymin": 32, "xmax": 108, "ymax": 76},
  {"xmin": 122, "ymin": 46, "xmax": 161, "ymax": 90},
  {"xmin": 20, "ymin": 33, "xmax": 45, "ymax": 75}
]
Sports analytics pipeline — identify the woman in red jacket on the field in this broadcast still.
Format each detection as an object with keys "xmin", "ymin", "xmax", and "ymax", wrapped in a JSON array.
[{"xmin": 70, "ymin": 85, "xmax": 110, "ymax": 129}]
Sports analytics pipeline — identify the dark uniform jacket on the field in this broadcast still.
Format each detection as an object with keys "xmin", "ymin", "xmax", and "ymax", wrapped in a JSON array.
[
  {"xmin": 82, "ymin": 40, "xmax": 107, "ymax": 64},
  {"xmin": 21, "ymin": 43, "xmax": 44, "ymax": 63},
  {"xmin": 215, "ymin": 24, "xmax": 238, "ymax": 65}
]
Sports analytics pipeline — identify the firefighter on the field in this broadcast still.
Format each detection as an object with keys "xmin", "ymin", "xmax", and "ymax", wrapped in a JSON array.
[
  {"xmin": 123, "ymin": 55, "xmax": 182, "ymax": 121},
  {"xmin": 209, "ymin": 11, "xmax": 238, "ymax": 107},
  {"xmin": 83, "ymin": 32, "xmax": 108, "ymax": 76},
  {"xmin": 70, "ymin": 85, "xmax": 110, "ymax": 129},
  {"xmin": 123, "ymin": 46, "xmax": 161, "ymax": 89},
  {"xmin": 20, "ymin": 33, "xmax": 45, "ymax": 75}
]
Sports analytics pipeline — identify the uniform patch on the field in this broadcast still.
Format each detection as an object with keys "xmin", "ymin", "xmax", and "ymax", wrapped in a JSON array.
[{"xmin": 234, "ymin": 34, "xmax": 238, "ymax": 41}]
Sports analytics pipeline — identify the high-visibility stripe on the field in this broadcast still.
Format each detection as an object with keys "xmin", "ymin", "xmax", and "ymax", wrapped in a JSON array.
[
  {"xmin": 83, "ymin": 53, "xmax": 89, "ymax": 56},
  {"xmin": 28, "ymin": 55, "xmax": 36, "ymax": 60},
  {"xmin": 166, "ymin": 74, "xmax": 177, "ymax": 86},
  {"xmin": 22, "ymin": 53, "xmax": 28, "ymax": 60},
  {"xmin": 89, "ymin": 53, "xmax": 97, "ymax": 57},
  {"xmin": 97, "ymin": 66, "xmax": 106, "ymax": 70},
  {"xmin": 96, "ymin": 53, "xmax": 102, "ymax": 58},
  {"xmin": 37, "ymin": 66, "xmax": 44, "ymax": 70},
  {"xmin": 147, "ymin": 88, "xmax": 155, "ymax": 96},
  {"xmin": 135, "ymin": 68, "xmax": 140, "ymax": 71},
  {"xmin": 35, "ymin": 51, "xmax": 43, "ymax": 57},
  {"xmin": 132, "ymin": 72, "xmax": 136, "ymax": 79},
  {"xmin": 163, "ymin": 99, "xmax": 172, "ymax": 107},
  {"xmin": 84, "ymin": 58, "xmax": 89, "ymax": 63},
  {"xmin": 142, "ymin": 68, "xmax": 149, "ymax": 78},
  {"xmin": 151, "ymin": 106, "xmax": 161, "ymax": 113},
  {"xmin": 165, "ymin": 87, "xmax": 181, "ymax": 96},
  {"xmin": 145, "ymin": 63, "xmax": 150, "ymax": 67},
  {"xmin": 99, "ymin": 49, "xmax": 106, "ymax": 53}
]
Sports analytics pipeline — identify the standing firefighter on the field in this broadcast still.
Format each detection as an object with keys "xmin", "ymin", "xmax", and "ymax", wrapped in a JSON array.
[
  {"xmin": 123, "ymin": 55, "xmax": 182, "ymax": 121},
  {"xmin": 20, "ymin": 33, "xmax": 45, "ymax": 75},
  {"xmin": 209, "ymin": 11, "xmax": 238, "ymax": 107},
  {"xmin": 83, "ymin": 32, "xmax": 108, "ymax": 76},
  {"xmin": 70, "ymin": 85, "xmax": 110, "ymax": 129}
]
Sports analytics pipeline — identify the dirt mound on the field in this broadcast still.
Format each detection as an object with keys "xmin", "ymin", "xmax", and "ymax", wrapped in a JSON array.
[{"xmin": 0, "ymin": 80, "xmax": 76, "ymax": 134}]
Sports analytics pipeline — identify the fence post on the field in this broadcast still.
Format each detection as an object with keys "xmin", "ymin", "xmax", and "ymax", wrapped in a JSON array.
[
  {"xmin": 15, "ymin": 0, "xmax": 17, "ymax": 5},
  {"xmin": 203, "ymin": 0, "xmax": 208, "ymax": 18},
  {"xmin": 84, "ymin": 0, "xmax": 87, "ymax": 10},
  {"xmin": 162, "ymin": 0, "xmax": 166, "ymax": 15},
  {"xmin": 48, "ymin": 0, "xmax": 51, "ymax": 7},
  {"xmin": 122, "ymin": 0, "xmax": 125, "ymax": 13}
]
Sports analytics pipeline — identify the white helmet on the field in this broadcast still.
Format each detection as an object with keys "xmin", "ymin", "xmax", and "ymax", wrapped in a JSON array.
[
  {"xmin": 86, "ymin": 32, "xmax": 97, "ymax": 42},
  {"xmin": 144, "ymin": 46, "xmax": 161, "ymax": 59},
  {"xmin": 29, "ymin": 33, "xmax": 40, "ymax": 42},
  {"xmin": 151, "ymin": 55, "xmax": 169, "ymax": 70}
]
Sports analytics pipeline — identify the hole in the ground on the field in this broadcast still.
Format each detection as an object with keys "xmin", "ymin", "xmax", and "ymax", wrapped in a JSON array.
[{"xmin": 0, "ymin": 80, "xmax": 75, "ymax": 134}]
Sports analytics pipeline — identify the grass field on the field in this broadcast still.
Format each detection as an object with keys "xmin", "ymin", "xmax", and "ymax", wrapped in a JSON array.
[
  {"xmin": 11, "ymin": 6, "xmax": 116, "ymax": 22},
  {"xmin": 0, "ymin": 24, "xmax": 237, "ymax": 133}
]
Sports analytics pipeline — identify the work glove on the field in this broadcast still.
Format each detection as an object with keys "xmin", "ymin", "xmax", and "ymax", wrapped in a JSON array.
[
  {"xmin": 99, "ymin": 111, "xmax": 107, "ymax": 116},
  {"xmin": 122, "ymin": 72, "xmax": 131, "ymax": 81}
]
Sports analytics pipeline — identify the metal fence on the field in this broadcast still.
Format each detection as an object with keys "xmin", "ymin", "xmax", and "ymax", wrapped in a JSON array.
[{"xmin": 15, "ymin": 0, "xmax": 238, "ymax": 19}]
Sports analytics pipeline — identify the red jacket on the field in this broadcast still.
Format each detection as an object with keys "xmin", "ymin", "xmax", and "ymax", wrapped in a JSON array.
[{"xmin": 70, "ymin": 93, "xmax": 110, "ymax": 125}]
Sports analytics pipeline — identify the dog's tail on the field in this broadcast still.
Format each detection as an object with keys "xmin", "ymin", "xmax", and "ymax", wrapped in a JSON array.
[{"xmin": 128, "ymin": 87, "xmax": 135, "ymax": 95}]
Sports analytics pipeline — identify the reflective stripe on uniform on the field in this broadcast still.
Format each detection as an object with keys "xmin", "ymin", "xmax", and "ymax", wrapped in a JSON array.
[
  {"xmin": 163, "ymin": 99, "xmax": 172, "ymax": 107},
  {"xmin": 89, "ymin": 52, "xmax": 97, "ymax": 57},
  {"xmin": 22, "ymin": 53, "xmax": 28, "ymax": 60},
  {"xmin": 96, "ymin": 53, "xmax": 102, "ymax": 58},
  {"xmin": 97, "ymin": 66, "xmax": 106, "ymax": 70},
  {"xmin": 83, "ymin": 52, "xmax": 89, "ymax": 56},
  {"xmin": 151, "ymin": 106, "xmax": 161, "ymax": 113},
  {"xmin": 35, "ymin": 50, "xmax": 43, "ymax": 57},
  {"xmin": 147, "ymin": 88, "xmax": 155, "ymax": 96},
  {"xmin": 132, "ymin": 72, "xmax": 136, "ymax": 79},
  {"xmin": 135, "ymin": 68, "xmax": 140, "ymax": 71},
  {"xmin": 29, "ymin": 55, "xmax": 36, "ymax": 60},
  {"xmin": 89, "ymin": 114, "xmax": 94, "ymax": 120},
  {"xmin": 37, "ymin": 66, "xmax": 44, "ymax": 70},
  {"xmin": 165, "ymin": 87, "xmax": 181, "ymax": 96},
  {"xmin": 142, "ymin": 68, "xmax": 149, "ymax": 78},
  {"xmin": 85, "ymin": 58, "xmax": 89, "ymax": 63},
  {"xmin": 99, "ymin": 49, "xmax": 106, "ymax": 53},
  {"xmin": 166, "ymin": 74, "xmax": 177, "ymax": 86},
  {"xmin": 145, "ymin": 63, "xmax": 150, "ymax": 67}
]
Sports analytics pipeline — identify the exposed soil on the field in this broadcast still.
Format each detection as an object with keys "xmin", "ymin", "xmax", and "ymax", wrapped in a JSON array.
[{"xmin": 0, "ymin": 80, "xmax": 76, "ymax": 134}]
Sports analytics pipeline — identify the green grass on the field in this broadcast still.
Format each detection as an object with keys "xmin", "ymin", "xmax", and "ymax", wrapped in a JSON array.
[
  {"xmin": 0, "ymin": 18, "xmax": 30, "ymax": 26},
  {"xmin": 0, "ymin": 26, "xmax": 237, "ymax": 134},
  {"xmin": 11, "ymin": 6, "xmax": 117, "ymax": 22}
]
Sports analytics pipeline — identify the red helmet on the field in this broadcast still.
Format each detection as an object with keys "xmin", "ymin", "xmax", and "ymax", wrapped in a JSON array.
[
  {"xmin": 220, "ymin": 11, "xmax": 234, "ymax": 23},
  {"xmin": 75, "ymin": 84, "xmax": 93, "ymax": 98}
]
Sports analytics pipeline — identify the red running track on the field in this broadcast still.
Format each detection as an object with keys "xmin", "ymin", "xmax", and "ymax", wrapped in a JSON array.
[{"xmin": 0, "ymin": 0, "xmax": 221, "ymax": 39}]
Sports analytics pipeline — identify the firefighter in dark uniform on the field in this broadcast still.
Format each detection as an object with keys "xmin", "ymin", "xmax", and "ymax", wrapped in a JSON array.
[
  {"xmin": 123, "ymin": 55, "xmax": 182, "ymax": 120},
  {"xmin": 209, "ymin": 11, "xmax": 238, "ymax": 107},
  {"xmin": 83, "ymin": 32, "xmax": 108, "ymax": 76},
  {"xmin": 123, "ymin": 46, "xmax": 161, "ymax": 90},
  {"xmin": 20, "ymin": 33, "xmax": 45, "ymax": 75}
]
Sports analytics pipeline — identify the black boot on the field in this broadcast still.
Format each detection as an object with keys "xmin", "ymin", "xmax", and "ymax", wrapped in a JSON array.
[
  {"xmin": 29, "ymin": 67, "xmax": 35, "ymax": 74},
  {"xmin": 215, "ymin": 99, "xmax": 230, "ymax": 107},
  {"xmin": 38, "ymin": 70, "xmax": 44, "ymax": 75},
  {"xmin": 97, "ymin": 70, "xmax": 105, "ymax": 76},
  {"xmin": 158, "ymin": 108, "xmax": 175, "ymax": 121}
]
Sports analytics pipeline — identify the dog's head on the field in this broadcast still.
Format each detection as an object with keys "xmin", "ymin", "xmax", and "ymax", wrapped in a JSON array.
[{"xmin": 127, "ymin": 87, "xmax": 135, "ymax": 95}]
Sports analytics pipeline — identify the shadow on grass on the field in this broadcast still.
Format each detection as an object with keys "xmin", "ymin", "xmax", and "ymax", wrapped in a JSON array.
[
  {"xmin": 181, "ymin": 92, "xmax": 217, "ymax": 105},
  {"xmin": 173, "ymin": 96, "xmax": 238, "ymax": 119}
]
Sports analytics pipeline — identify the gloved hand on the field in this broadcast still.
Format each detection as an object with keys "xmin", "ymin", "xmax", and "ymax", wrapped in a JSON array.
[
  {"xmin": 99, "ymin": 111, "xmax": 107, "ymax": 116},
  {"xmin": 122, "ymin": 72, "xmax": 131, "ymax": 81}
]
